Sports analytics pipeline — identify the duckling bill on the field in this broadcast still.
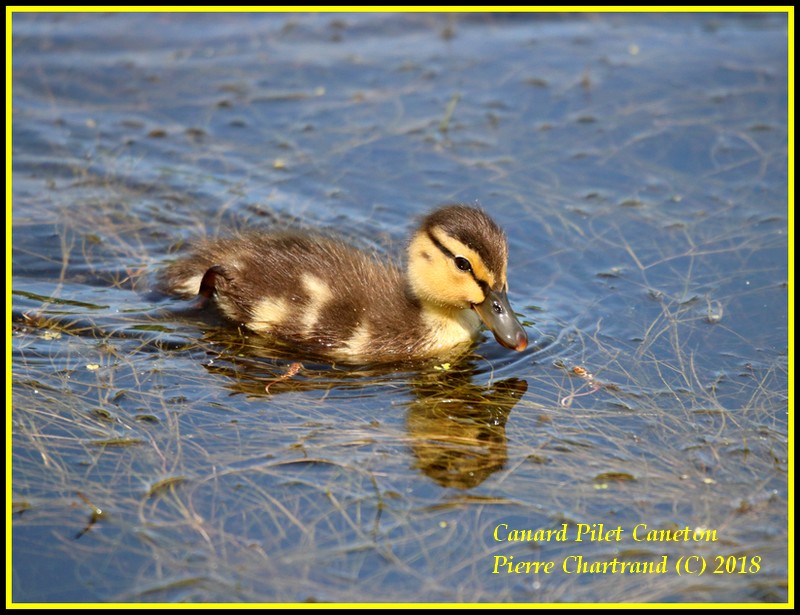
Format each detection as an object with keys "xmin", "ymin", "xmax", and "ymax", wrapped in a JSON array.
[{"xmin": 161, "ymin": 205, "xmax": 528, "ymax": 362}]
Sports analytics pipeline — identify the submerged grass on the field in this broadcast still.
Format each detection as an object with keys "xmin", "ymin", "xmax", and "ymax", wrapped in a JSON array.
[{"xmin": 11, "ymin": 258, "xmax": 788, "ymax": 602}]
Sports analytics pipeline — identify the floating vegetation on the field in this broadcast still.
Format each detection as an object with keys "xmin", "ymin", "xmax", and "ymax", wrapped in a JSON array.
[
  {"xmin": 148, "ymin": 476, "xmax": 189, "ymax": 498},
  {"xmin": 438, "ymin": 93, "xmax": 461, "ymax": 133},
  {"xmin": 85, "ymin": 438, "xmax": 145, "ymax": 448},
  {"xmin": 593, "ymin": 471, "xmax": 637, "ymax": 482}
]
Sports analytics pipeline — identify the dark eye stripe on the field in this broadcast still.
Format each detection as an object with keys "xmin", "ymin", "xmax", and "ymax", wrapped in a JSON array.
[{"xmin": 426, "ymin": 230, "xmax": 489, "ymax": 294}]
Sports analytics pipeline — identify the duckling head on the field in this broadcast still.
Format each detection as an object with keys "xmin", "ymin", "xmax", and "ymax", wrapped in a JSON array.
[{"xmin": 407, "ymin": 205, "xmax": 528, "ymax": 352}]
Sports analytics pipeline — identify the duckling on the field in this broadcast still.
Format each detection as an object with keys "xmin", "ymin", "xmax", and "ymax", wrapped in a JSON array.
[{"xmin": 160, "ymin": 204, "xmax": 528, "ymax": 363}]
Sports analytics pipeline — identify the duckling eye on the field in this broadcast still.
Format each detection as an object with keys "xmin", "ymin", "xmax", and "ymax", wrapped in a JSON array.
[{"xmin": 454, "ymin": 256, "xmax": 472, "ymax": 272}]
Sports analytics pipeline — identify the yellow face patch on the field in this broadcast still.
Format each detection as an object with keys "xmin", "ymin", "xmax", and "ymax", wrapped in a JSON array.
[
  {"xmin": 430, "ymin": 227, "xmax": 504, "ymax": 289},
  {"xmin": 408, "ymin": 229, "xmax": 503, "ymax": 309}
]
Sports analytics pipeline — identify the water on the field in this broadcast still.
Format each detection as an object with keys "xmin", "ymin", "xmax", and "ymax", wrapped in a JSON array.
[{"xmin": 11, "ymin": 11, "xmax": 788, "ymax": 604}]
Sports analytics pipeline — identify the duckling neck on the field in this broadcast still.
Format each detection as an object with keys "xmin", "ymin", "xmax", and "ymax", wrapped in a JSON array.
[{"xmin": 413, "ymin": 294, "xmax": 482, "ymax": 352}]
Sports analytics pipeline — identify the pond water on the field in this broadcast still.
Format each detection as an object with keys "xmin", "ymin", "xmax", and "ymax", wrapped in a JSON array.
[{"xmin": 11, "ymin": 11, "xmax": 789, "ymax": 604}]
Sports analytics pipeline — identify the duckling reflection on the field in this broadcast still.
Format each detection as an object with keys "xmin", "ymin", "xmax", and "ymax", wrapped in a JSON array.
[
  {"xmin": 406, "ymin": 374, "xmax": 527, "ymax": 489},
  {"xmin": 189, "ymin": 336, "xmax": 527, "ymax": 489}
]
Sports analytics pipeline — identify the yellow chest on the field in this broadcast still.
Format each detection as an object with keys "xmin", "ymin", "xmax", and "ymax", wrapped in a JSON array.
[{"xmin": 418, "ymin": 306, "xmax": 481, "ymax": 356}]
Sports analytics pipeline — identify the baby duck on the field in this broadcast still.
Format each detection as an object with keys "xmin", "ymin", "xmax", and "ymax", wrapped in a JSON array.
[{"xmin": 161, "ymin": 205, "xmax": 528, "ymax": 363}]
